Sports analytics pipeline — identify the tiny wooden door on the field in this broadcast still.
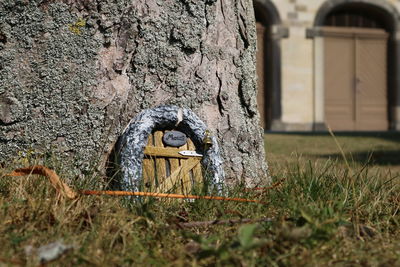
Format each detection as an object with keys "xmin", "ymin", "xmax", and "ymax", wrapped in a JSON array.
[{"xmin": 142, "ymin": 131, "xmax": 203, "ymax": 194}]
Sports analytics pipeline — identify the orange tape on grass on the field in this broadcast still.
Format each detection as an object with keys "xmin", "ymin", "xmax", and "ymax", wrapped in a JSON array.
[
  {"xmin": 6, "ymin": 165, "xmax": 265, "ymax": 204},
  {"xmin": 6, "ymin": 165, "xmax": 78, "ymax": 199}
]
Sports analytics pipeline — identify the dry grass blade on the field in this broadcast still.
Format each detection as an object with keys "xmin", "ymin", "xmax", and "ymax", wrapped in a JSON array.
[
  {"xmin": 6, "ymin": 165, "xmax": 78, "ymax": 199},
  {"xmin": 327, "ymin": 126, "xmax": 352, "ymax": 174}
]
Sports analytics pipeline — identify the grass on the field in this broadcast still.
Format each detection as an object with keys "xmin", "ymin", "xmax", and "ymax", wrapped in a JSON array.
[
  {"xmin": 266, "ymin": 132, "xmax": 400, "ymax": 173},
  {"xmin": 0, "ymin": 132, "xmax": 399, "ymax": 266}
]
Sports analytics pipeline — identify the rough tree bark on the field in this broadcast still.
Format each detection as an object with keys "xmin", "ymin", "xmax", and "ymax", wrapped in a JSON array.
[{"xmin": 0, "ymin": 0, "xmax": 269, "ymax": 186}]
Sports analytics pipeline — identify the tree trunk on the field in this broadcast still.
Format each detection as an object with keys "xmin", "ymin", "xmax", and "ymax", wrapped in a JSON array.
[{"xmin": 0, "ymin": 0, "xmax": 269, "ymax": 186}]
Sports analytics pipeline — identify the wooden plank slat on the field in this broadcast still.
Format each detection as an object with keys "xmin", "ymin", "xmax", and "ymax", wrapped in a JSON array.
[
  {"xmin": 156, "ymin": 157, "xmax": 200, "ymax": 194},
  {"xmin": 188, "ymin": 139, "xmax": 202, "ymax": 184},
  {"xmin": 180, "ymin": 142, "xmax": 191, "ymax": 194},
  {"xmin": 168, "ymin": 157, "xmax": 180, "ymax": 180},
  {"xmin": 144, "ymin": 146, "xmax": 190, "ymax": 158},
  {"xmin": 168, "ymin": 133, "xmax": 181, "ymax": 191},
  {"xmin": 142, "ymin": 133, "xmax": 155, "ymax": 190},
  {"xmin": 177, "ymin": 141, "xmax": 189, "ymax": 194},
  {"xmin": 154, "ymin": 131, "xmax": 167, "ymax": 186}
]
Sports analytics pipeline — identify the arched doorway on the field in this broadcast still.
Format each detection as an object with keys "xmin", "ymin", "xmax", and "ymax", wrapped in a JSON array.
[
  {"xmin": 312, "ymin": 0, "xmax": 400, "ymax": 131},
  {"xmin": 113, "ymin": 105, "xmax": 224, "ymax": 191},
  {"xmin": 253, "ymin": 0, "xmax": 286, "ymax": 130}
]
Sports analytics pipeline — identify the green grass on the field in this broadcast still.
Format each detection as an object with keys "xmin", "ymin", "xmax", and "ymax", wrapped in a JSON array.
[
  {"xmin": 0, "ymin": 133, "xmax": 399, "ymax": 266},
  {"xmin": 266, "ymin": 132, "xmax": 400, "ymax": 174}
]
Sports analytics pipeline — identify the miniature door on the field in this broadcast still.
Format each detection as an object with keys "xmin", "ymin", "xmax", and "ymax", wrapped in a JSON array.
[{"xmin": 142, "ymin": 130, "xmax": 203, "ymax": 194}]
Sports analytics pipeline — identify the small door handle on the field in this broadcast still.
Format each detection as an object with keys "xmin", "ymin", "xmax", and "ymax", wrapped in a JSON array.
[{"xmin": 355, "ymin": 77, "xmax": 361, "ymax": 93}]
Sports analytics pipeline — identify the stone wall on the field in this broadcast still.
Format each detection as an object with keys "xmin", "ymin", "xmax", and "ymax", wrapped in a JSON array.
[{"xmin": 263, "ymin": 0, "xmax": 400, "ymax": 130}]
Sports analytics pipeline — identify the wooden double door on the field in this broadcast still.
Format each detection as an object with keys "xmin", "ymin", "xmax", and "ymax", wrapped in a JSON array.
[{"xmin": 323, "ymin": 27, "xmax": 389, "ymax": 131}]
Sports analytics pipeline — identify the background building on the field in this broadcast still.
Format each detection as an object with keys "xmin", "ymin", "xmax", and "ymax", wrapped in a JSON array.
[{"xmin": 254, "ymin": 0, "xmax": 400, "ymax": 131}]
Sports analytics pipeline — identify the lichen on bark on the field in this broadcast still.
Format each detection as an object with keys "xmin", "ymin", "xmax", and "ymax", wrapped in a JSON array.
[{"xmin": 0, "ymin": 0, "xmax": 269, "ymax": 186}]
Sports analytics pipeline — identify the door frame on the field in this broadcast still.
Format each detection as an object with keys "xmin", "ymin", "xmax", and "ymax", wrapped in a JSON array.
[
  {"xmin": 321, "ymin": 27, "xmax": 389, "ymax": 130},
  {"xmin": 308, "ymin": 0, "xmax": 400, "ymax": 130},
  {"xmin": 114, "ymin": 105, "xmax": 224, "ymax": 191}
]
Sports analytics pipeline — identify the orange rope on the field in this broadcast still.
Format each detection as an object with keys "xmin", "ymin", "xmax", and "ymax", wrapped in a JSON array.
[
  {"xmin": 6, "ymin": 165, "xmax": 78, "ymax": 199},
  {"xmin": 6, "ymin": 165, "xmax": 266, "ymax": 204}
]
